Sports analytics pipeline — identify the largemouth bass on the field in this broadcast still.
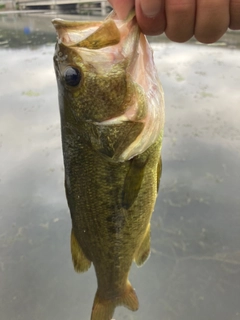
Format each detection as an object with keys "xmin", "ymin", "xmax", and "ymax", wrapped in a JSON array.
[{"xmin": 52, "ymin": 11, "xmax": 164, "ymax": 320}]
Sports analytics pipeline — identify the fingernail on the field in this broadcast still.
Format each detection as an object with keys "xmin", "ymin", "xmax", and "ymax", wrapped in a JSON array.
[{"xmin": 140, "ymin": 1, "xmax": 160, "ymax": 18}]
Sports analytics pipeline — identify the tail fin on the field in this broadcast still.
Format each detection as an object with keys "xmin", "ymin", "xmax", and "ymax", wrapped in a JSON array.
[{"xmin": 91, "ymin": 280, "xmax": 139, "ymax": 320}]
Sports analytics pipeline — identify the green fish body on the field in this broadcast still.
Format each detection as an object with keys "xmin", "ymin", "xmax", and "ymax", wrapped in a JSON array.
[{"xmin": 52, "ymin": 11, "xmax": 164, "ymax": 320}]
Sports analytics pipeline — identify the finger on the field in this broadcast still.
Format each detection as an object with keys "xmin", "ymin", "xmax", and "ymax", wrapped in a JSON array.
[
  {"xmin": 165, "ymin": 0, "xmax": 196, "ymax": 42},
  {"xmin": 135, "ymin": 0, "xmax": 166, "ymax": 35},
  {"xmin": 229, "ymin": 0, "xmax": 240, "ymax": 30},
  {"xmin": 195, "ymin": 0, "xmax": 230, "ymax": 43},
  {"xmin": 139, "ymin": 0, "xmax": 161, "ymax": 17},
  {"xmin": 108, "ymin": 0, "xmax": 135, "ymax": 19}
]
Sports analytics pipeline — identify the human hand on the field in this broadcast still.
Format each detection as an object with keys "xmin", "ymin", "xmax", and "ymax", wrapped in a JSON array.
[{"xmin": 109, "ymin": 0, "xmax": 240, "ymax": 43}]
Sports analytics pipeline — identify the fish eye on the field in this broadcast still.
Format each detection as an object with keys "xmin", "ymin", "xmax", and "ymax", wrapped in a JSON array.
[{"xmin": 64, "ymin": 67, "xmax": 81, "ymax": 87}]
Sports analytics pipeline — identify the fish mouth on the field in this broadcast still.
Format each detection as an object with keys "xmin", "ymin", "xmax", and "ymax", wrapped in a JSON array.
[
  {"xmin": 52, "ymin": 18, "xmax": 120, "ymax": 49},
  {"xmin": 52, "ymin": 12, "xmax": 164, "ymax": 161},
  {"xmin": 52, "ymin": 10, "xmax": 139, "ymax": 51}
]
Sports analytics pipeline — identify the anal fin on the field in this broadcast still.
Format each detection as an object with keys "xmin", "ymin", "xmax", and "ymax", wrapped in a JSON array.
[
  {"xmin": 71, "ymin": 229, "xmax": 91, "ymax": 272},
  {"xmin": 134, "ymin": 223, "xmax": 151, "ymax": 266}
]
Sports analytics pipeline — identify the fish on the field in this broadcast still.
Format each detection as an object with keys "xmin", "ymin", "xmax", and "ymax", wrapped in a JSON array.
[{"xmin": 52, "ymin": 10, "xmax": 165, "ymax": 320}]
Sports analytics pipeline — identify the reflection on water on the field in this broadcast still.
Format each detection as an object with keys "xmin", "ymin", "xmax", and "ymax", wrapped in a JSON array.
[
  {"xmin": 0, "ymin": 12, "xmax": 240, "ymax": 320},
  {"xmin": 0, "ymin": 12, "xmax": 106, "ymax": 48}
]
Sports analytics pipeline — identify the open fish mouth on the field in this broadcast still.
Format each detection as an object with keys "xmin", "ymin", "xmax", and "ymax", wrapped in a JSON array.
[
  {"xmin": 52, "ymin": 11, "xmax": 138, "ymax": 52},
  {"xmin": 52, "ymin": 11, "xmax": 164, "ymax": 161}
]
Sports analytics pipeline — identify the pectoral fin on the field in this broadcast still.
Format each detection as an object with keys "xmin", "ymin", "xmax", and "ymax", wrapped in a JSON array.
[
  {"xmin": 122, "ymin": 155, "xmax": 148, "ymax": 209},
  {"xmin": 134, "ymin": 223, "xmax": 151, "ymax": 266},
  {"xmin": 71, "ymin": 229, "xmax": 91, "ymax": 272}
]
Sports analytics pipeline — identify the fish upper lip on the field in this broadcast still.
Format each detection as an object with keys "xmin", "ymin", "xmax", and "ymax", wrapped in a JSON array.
[
  {"xmin": 52, "ymin": 18, "xmax": 102, "ymax": 29},
  {"xmin": 52, "ymin": 11, "xmax": 139, "ymax": 52}
]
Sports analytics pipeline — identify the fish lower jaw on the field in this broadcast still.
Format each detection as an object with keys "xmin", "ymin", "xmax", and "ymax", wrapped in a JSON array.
[
  {"xmin": 93, "ymin": 99, "xmax": 142, "ymax": 126},
  {"xmin": 93, "ymin": 115, "xmax": 145, "ymax": 126}
]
